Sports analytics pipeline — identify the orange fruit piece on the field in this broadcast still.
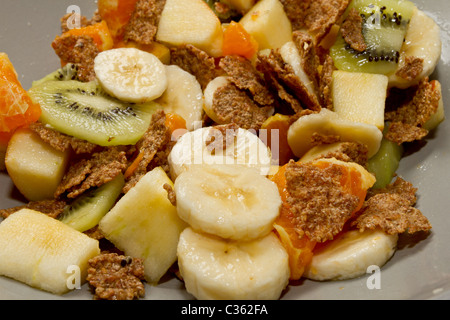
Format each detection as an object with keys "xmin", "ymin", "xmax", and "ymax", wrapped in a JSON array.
[
  {"xmin": 57, "ymin": 20, "xmax": 114, "ymax": 52},
  {"xmin": 270, "ymin": 158, "xmax": 375, "ymax": 280},
  {"xmin": 165, "ymin": 112, "xmax": 187, "ymax": 140},
  {"xmin": 222, "ymin": 21, "xmax": 259, "ymax": 59},
  {"xmin": 0, "ymin": 53, "xmax": 41, "ymax": 134},
  {"xmin": 98, "ymin": 0, "xmax": 139, "ymax": 43}
]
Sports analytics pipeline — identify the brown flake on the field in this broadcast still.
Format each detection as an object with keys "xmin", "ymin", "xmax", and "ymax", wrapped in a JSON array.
[
  {"xmin": 211, "ymin": 82, "xmax": 273, "ymax": 130},
  {"xmin": 55, "ymin": 147, "xmax": 128, "ymax": 199},
  {"xmin": 385, "ymin": 78, "xmax": 441, "ymax": 144},
  {"xmin": 256, "ymin": 48, "xmax": 321, "ymax": 112},
  {"xmin": 279, "ymin": 0, "xmax": 311, "ymax": 31},
  {"xmin": 219, "ymin": 55, "xmax": 275, "ymax": 106},
  {"xmin": 0, "ymin": 199, "xmax": 67, "ymax": 219},
  {"xmin": 352, "ymin": 178, "xmax": 431, "ymax": 234},
  {"xmin": 123, "ymin": 0, "xmax": 166, "ymax": 45},
  {"xmin": 123, "ymin": 110, "xmax": 171, "ymax": 193},
  {"xmin": 340, "ymin": 7, "xmax": 367, "ymax": 52},
  {"xmin": 205, "ymin": 123, "xmax": 240, "ymax": 153},
  {"xmin": 318, "ymin": 54, "xmax": 335, "ymax": 109},
  {"xmin": 51, "ymin": 35, "xmax": 99, "ymax": 82},
  {"xmin": 304, "ymin": 0, "xmax": 350, "ymax": 44},
  {"xmin": 285, "ymin": 160, "xmax": 360, "ymax": 242},
  {"xmin": 170, "ymin": 44, "xmax": 223, "ymax": 90},
  {"xmin": 87, "ymin": 253, "xmax": 145, "ymax": 300},
  {"xmin": 29, "ymin": 122, "xmax": 99, "ymax": 154},
  {"xmin": 395, "ymin": 56, "xmax": 424, "ymax": 81},
  {"xmin": 163, "ymin": 183, "xmax": 176, "ymax": 206}
]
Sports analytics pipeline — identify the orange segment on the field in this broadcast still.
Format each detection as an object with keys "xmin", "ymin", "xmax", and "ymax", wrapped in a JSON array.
[
  {"xmin": 165, "ymin": 112, "xmax": 187, "ymax": 138},
  {"xmin": 222, "ymin": 21, "xmax": 259, "ymax": 59},
  {"xmin": 98, "ymin": 0, "xmax": 139, "ymax": 43},
  {"xmin": 0, "ymin": 53, "xmax": 41, "ymax": 134}
]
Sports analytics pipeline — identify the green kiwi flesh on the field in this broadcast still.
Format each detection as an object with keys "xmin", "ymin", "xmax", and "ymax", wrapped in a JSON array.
[
  {"xmin": 32, "ymin": 64, "xmax": 80, "ymax": 87},
  {"xmin": 58, "ymin": 173, "xmax": 124, "ymax": 232},
  {"xmin": 28, "ymin": 80, "xmax": 161, "ymax": 146},
  {"xmin": 330, "ymin": 0, "xmax": 416, "ymax": 74},
  {"xmin": 367, "ymin": 133, "xmax": 403, "ymax": 189}
]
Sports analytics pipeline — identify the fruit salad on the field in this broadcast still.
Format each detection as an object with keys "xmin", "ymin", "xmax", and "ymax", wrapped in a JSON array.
[{"xmin": 0, "ymin": 0, "xmax": 445, "ymax": 300}]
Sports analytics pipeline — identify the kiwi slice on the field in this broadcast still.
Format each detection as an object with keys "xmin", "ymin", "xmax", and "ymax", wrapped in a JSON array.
[
  {"xmin": 367, "ymin": 133, "xmax": 403, "ymax": 189},
  {"xmin": 28, "ymin": 80, "xmax": 161, "ymax": 146},
  {"xmin": 58, "ymin": 173, "xmax": 125, "ymax": 232},
  {"xmin": 32, "ymin": 63, "xmax": 80, "ymax": 87},
  {"xmin": 330, "ymin": 0, "xmax": 416, "ymax": 74}
]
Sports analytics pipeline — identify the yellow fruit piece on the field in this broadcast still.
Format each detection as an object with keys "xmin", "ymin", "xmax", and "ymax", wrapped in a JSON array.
[
  {"xmin": 99, "ymin": 166, "xmax": 187, "ymax": 284},
  {"xmin": 239, "ymin": 0, "xmax": 292, "ymax": 50},
  {"xmin": 5, "ymin": 127, "xmax": 70, "ymax": 201},
  {"xmin": 332, "ymin": 70, "xmax": 388, "ymax": 131},
  {"xmin": 156, "ymin": 0, "xmax": 224, "ymax": 57},
  {"xmin": 0, "ymin": 209, "xmax": 100, "ymax": 295}
]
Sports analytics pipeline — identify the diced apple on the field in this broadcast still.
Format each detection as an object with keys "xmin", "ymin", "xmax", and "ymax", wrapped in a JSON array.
[
  {"xmin": 99, "ymin": 166, "xmax": 187, "ymax": 284},
  {"xmin": 156, "ymin": 0, "xmax": 224, "ymax": 57},
  {"xmin": 5, "ymin": 127, "xmax": 70, "ymax": 201},
  {"xmin": 0, "ymin": 209, "xmax": 100, "ymax": 295},
  {"xmin": 239, "ymin": 0, "xmax": 292, "ymax": 50},
  {"xmin": 332, "ymin": 70, "xmax": 388, "ymax": 131}
]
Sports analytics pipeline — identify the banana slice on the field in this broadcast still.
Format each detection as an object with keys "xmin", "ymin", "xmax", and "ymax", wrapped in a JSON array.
[
  {"xmin": 94, "ymin": 47, "xmax": 168, "ymax": 103},
  {"xmin": 174, "ymin": 164, "xmax": 282, "ymax": 241},
  {"xmin": 203, "ymin": 76, "xmax": 230, "ymax": 124},
  {"xmin": 155, "ymin": 65, "xmax": 203, "ymax": 131},
  {"xmin": 279, "ymin": 41, "xmax": 317, "ymax": 99},
  {"xmin": 388, "ymin": 8, "xmax": 442, "ymax": 89},
  {"xmin": 177, "ymin": 227, "xmax": 290, "ymax": 300},
  {"xmin": 303, "ymin": 229, "xmax": 398, "ymax": 281},
  {"xmin": 168, "ymin": 125, "xmax": 273, "ymax": 179},
  {"xmin": 287, "ymin": 108, "xmax": 382, "ymax": 159}
]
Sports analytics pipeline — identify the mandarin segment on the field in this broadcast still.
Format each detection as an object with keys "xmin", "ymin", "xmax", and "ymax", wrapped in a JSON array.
[
  {"xmin": 222, "ymin": 21, "xmax": 259, "ymax": 59},
  {"xmin": 0, "ymin": 53, "xmax": 41, "ymax": 134}
]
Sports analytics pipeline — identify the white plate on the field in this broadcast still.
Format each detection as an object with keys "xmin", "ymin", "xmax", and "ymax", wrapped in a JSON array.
[{"xmin": 0, "ymin": 0, "xmax": 449, "ymax": 300}]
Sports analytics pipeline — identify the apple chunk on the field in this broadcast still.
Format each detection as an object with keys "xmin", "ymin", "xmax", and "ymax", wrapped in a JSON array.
[
  {"xmin": 239, "ymin": 0, "xmax": 292, "ymax": 50},
  {"xmin": 332, "ymin": 70, "xmax": 388, "ymax": 131},
  {"xmin": 156, "ymin": 0, "xmax": 223, "ymax": 57},
  {"xmin": 99, "ymin": 166, "xmax": 187, "ymax": 284},
  {"xmin": 5, "ymin": 127, "xmax": 70, "ymax": 201}
]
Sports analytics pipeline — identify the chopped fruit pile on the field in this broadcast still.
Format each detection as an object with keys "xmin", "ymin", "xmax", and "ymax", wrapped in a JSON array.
[{"xmin": 0, "ymin": 0, "xmax": 443, "ymax": 301}]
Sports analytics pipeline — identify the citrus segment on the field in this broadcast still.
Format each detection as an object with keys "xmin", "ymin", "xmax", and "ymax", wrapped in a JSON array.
[
  {"xmin": 222, "ymin": 21, "xmax": 259, "ymax": 59},
  {"xmin": 0, "ymin": 53, "xmax": 41, "ymax": 134}
]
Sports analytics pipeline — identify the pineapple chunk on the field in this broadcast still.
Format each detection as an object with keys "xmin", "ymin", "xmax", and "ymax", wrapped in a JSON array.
[
  {"xmin": 239, "ymin": 0, "xmax": 292, "ymax": 50},
  {"xmin": 99, "ymin": 166, "xmax": 187, "ymax": 284},
  {"xmin": 0, "ymin": 209, "xmax": 100, "ymax": 295},
  {"xmin": 156, "ymin": 0, "xmax": 224, "ymax": 57},
  {"xmin": 332, "ymin": 70, "xmax": 388, "ymax": 131},
  {"xmin": 5, "ymin": 127, "xmax": 70, "ymax": 201}
]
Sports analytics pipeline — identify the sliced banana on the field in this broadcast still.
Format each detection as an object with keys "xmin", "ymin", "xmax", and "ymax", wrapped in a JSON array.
[
  {"xmin": 94, "ymin": 47, "xmax": 168, "ymax": 103},
  {"xmin": 388, "ymin": 8, "xmax": 442, "ymax": 89},
  {"xmin": 287, "ymin": 108, "xmax": 383, "ymax": 159},
  {"xmin": 279, "ymin": 41, "xmax": 317, "ymax": 99},
  {"xmin": 155, "ymin": 65, "xmax": 203, "ymax": 131},
  {"xmin": 168, "ymin": 125, "xmax": 273, "ymax": 179},
  {"xmin": 203, "ymin": 76, "xmax": 230, "ymax": 124},
  {"xmin": 303, "ymin": 229, "xmax": 398, "ymax": 281},
  {"xmin": 174, "ymin": 164, "xmax": 282, "ymax": 241},
  {"xmin": 177, "ymin": 227, "xmax": 290, "ymax": 300}
]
